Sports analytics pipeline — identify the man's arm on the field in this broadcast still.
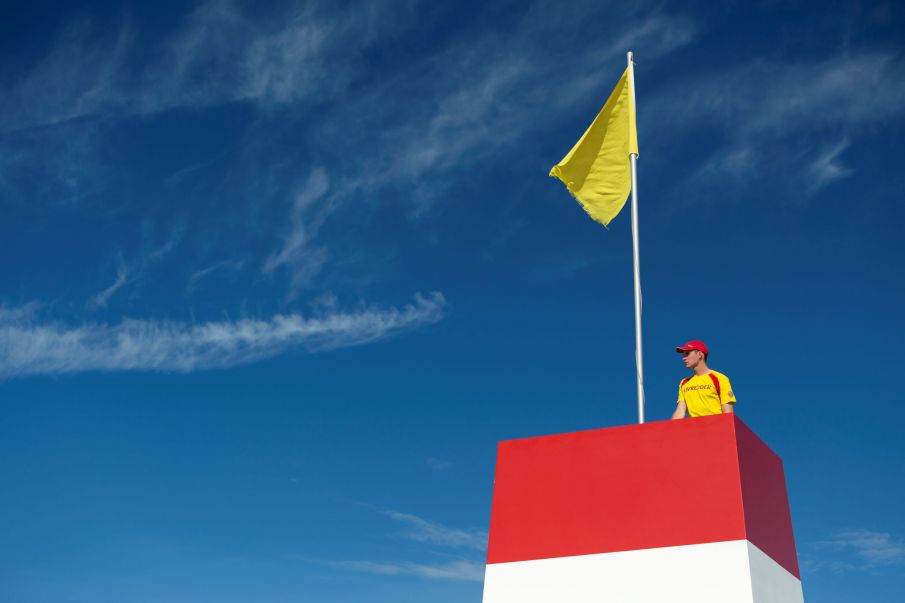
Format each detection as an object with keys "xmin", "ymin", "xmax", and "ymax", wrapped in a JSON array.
[
  {"xmin": 717, "ymin": 374, "xmax": 736, "ymax": 413},
  {"xmin": 672, "ymin": 401, "xmax": 687, "ymax": 420}
]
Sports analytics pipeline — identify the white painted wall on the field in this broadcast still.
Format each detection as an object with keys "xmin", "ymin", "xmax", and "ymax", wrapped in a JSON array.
[
  {"xmin": 483, "ymin": 540, "xmax": 803, "ymax": 603},
  {"xmin": 747, "ymin": 541, "xmax": 805, "ymax": 603}
]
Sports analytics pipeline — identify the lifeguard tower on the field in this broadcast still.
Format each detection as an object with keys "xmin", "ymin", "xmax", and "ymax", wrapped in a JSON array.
[{"xmin": 482, "ymin": 414, "xmax": 803, "ymax": 602}]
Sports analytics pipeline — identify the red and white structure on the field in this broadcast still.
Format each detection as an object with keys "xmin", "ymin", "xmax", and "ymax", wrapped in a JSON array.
[{"xmin": 482, "ymin": 414, "xmax": 804, "ymax": 602}]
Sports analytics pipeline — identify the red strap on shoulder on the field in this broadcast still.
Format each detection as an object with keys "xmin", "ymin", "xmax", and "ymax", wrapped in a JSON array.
[{"xmin": 708, "ymin": 373, "xmax": 721, "ymax": 400}]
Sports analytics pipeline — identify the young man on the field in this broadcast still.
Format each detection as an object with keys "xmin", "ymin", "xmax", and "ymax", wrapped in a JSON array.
[{"xmin": 671, "ymin": 340, "xmax": 737, "ymax": 419}]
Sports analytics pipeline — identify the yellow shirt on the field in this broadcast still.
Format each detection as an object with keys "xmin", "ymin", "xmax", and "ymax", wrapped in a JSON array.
[{"xmin": 677, "ymin": 371, "xmax": 736, "ymax": 417}]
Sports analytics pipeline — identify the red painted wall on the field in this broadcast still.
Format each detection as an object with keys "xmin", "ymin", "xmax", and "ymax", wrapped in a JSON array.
[{"xmin": 486, "ymin": 414, "xmax": 800, "ymax": 579}]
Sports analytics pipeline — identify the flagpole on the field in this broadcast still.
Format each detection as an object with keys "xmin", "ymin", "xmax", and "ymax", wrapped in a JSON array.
[{"xmin": 627, "ymin": 51, "xmax": 645, "ymax": 424}]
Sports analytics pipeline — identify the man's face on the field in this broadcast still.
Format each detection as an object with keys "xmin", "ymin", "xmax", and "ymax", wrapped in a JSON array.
[{"xmin": 682, "ymin": 349, "xmax": 704, "ymax": 369}]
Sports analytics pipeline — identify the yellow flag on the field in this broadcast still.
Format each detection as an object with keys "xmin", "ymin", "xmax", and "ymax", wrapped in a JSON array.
[{"xmin": 549, "ymin": 68, "xmax": 638, "ymax": 227}]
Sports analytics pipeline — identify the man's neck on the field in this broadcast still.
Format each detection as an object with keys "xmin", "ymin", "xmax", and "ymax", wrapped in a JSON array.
[{"xmin": 693, "ymin": 363, "xmax": 710, "ymax": 376}]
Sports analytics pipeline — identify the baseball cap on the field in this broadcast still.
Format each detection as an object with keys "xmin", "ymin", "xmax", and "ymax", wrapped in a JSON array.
[{"xmin": 675, "ymin": 340, "xmax": 708, "ymax": 354}]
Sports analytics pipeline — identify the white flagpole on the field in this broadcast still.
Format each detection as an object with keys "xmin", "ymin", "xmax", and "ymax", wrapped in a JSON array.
[{"xmin": 627, "ymin": 51, "xmax": 645, "ymax": 424}]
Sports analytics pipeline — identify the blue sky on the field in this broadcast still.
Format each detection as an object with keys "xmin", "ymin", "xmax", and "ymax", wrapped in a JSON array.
[{"xmin": 1, "ymin": 1, "xmax": 903, "ymax": 601}]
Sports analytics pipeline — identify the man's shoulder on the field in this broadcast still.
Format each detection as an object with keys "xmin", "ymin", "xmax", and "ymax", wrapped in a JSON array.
[{"xmin": 710, "ymin": 370, "xmax": 732, "ymax": 381}]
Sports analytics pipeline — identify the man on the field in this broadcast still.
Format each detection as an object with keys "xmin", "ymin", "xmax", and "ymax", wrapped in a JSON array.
[{"xmin": 671, "ymin": 340, "xmax": 736, "ymax": 419}]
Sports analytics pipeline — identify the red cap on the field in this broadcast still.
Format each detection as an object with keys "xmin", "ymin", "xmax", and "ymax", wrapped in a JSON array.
[{"xmin": 675, "ymin": 340, "xmax": 708, "ymax": 354}]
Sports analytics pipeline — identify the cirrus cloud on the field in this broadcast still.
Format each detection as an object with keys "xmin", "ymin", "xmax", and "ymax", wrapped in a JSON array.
[{"xmin": 0, "ymin": 292, "xmax": 445, "ymax": 378}]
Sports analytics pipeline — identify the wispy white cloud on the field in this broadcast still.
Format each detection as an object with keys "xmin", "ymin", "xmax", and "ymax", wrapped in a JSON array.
[
  {"xmin": 231, "ymin": 5, "xmax": 701, "ymax": 293},
  {"xmin": 135, "ymin": 0, "xmax": 339, "ymax": 113},
  {"xmin": 746, "ymin": 54, "xmax": 905, "ymax": 134},
  {"xmin": 818, "ymin": 529, "xmax": 905, "ymax": 569},
  {"xmin": 186, "ymin": 259, "xmax": 247, "ymax": 294},
  {"xmin": 425, "ymin": 457, "xmax": 452, "ymax": 471},
  {"xmin": 362, "ymin": 7, "xmax": 702, "ymax": 199},
  {"xmin": 238, "ymin": 16, "xmax": 334, "ymax": 105},
  {"xmin": 330, "ymin": 507, "xmax": 487, "ymax": 583},
  {"xmin": 242, "ymin": 8, "xmax": 702, "ymax": 286},
  {"xmin": 0, "ymin": 0, "xmax": 412, "ymax": 132},
  {"xmin": 648, "ymin": 53, "xmax": 905, "ymax": 136},
  {"xmin": 808, "ymin": 138, "xmax": 854, "ymax": 190},
  {"xmin": 146, "ymin": 225, "xmax": 185, "ymax": 262},
  {"xmin": 693, "ymin": 145, "xmax": 758, "ymax": 182},
  {"xmin": 262, "ymin": 167, "xmax": 332, "ymax": 292},
  {"xmin": 646, "ymin": 52, "xmax": 905, "ymax": 193},
  {"xmin": 90, "ymin": 255, "xmax": 130, "ymax": 309},
  {"xmin": 0, "ymin": 120, "xmax": 109, "ymax": 208},
  {"xmin": 380, "ymin": 509, "xmax": 488, "ymax": 551},
  {"xmin": 799, "ymin": 556, "xmax": 856, "ymax": 575},
  {"xmin": 333, "ymin": 559, "xmax": 483, "ymax": 582},
  {"xmin": 0, "ymin": 19, "xmax": 133, "ymax": 132},
  {"xmin": 602, "ymin": 12, "xmax": 699, "ymax": 60},
  {"xmin": 88, "ymin": 226, "xmax": 185, "ymax": 309},
  {"xmin": 0, "ymin": 292, "xmax": 445, "ymax": 378}
]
